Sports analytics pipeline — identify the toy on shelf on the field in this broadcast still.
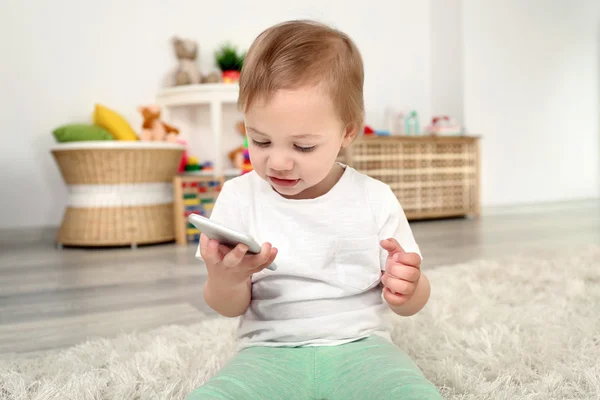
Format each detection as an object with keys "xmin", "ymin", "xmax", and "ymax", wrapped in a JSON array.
[
  {"xmin": 138, "ymin": 104, "xmax": 191, "ymax": 172},
  {"xmin": 201, "ymin": 161, "xmax": 214, "ymax": 172},
  {"xmin": 178, "ymin": 148, "xmax": 189, "ymax": 173},
  {"xmin": 184, "ymin": 157, "xmax": 214, "ymax": 174},
  {"xmin": 138, "ymin": 105, "xmax": 180, "ymax": 142},
  {"xmin": 173, "ymin": 175, "xmax": 224, "ymax": 245},
  {"xmin": 425, "ymin": 116, "xmax": 463, "ymax": 136},
  {"xmin": 228, "ymin": 120, "xmax": 252, "ymax": 173},
  {"xmin": 172, "ymin": 37, "xmax": 202, "ymax": 86},
  {"xmin": 184, "ymin": 156, "xmax": 200, "ymax": 172},
  {"xmin": 170, "ymin": 36, "xmax": 221, "ymax": 86},
  {"xmin": 363, "ymin": 110, "xmax": 421, "ymax": 137},
  {"xmin": 241, "ymin": 136, "xmax": 253, "ymax": 174},
  {"xmin": 363, "ymin": 124, "xmax": 391, "ymax": 137}
]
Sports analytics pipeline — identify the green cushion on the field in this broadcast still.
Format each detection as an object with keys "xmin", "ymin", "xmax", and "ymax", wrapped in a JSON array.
[{"xmin": 53, "ymin": 124, "xmax": 114, "ymax": 142}]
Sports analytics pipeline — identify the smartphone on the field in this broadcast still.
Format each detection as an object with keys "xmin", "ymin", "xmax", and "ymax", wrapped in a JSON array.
[{"xmin": 188, "ymin": 213, "xmax": 277, "ymax": 271}]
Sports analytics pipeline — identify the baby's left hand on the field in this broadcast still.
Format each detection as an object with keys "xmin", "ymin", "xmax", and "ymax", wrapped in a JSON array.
[{"xmin": 380, "ymin": 238, "xmax": 421, "ymax": 307}]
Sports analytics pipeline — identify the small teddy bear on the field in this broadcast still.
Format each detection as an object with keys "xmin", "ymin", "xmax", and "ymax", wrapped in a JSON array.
[
  {"xmin": 138, "ymin": 105, "xmax": 180, "ymax": 142},
  {"xmin": 172, "ymin": 36, "xmax": 201, "ymax": 85}
]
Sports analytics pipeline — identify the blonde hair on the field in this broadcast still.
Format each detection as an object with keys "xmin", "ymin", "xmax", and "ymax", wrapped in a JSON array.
[{"xmin": 238, "ymin": 20, "xmax": 365, "ymax": 128}]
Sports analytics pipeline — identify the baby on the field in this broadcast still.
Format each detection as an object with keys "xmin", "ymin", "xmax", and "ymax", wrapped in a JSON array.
[{"xmin": 189, "ymin": 20, "xmax": 442, "ymax": 400}]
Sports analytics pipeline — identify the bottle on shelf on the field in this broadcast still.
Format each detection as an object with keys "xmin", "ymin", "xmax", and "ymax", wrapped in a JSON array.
[
  {"xmin": 404, "ymin": 110, "xmax": 420, "ymax": 135},
  {"xmin": 384, "ymin": 108, "xmax": 405, "ymax": 136}
]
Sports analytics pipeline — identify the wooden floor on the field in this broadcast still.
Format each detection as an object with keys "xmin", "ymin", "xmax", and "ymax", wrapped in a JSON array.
[{"xmin": 0, "ymin": 200, "xmax": 598, "ymax": 355}]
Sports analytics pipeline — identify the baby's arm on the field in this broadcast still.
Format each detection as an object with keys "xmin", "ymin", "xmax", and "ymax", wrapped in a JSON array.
[
  {"xmin": 377, "ymin": 187, "xmax": 431, "ymax": 316},
  {"xmin": 380, "ymin": 238, "xmax": 430, "ymax": 316},
  {"xmin": 200, "ymin": 235, "xmax": 276, "ymax": 317},
  {"xmin": 203, "ymin": 272, "xmax": 252, "ymax": 318},
  {"xmin": 196, "ymin": 180, "xmax": 275, "ymax": 318},
  {"xmin": 392, "ymin": 275, "xmax": 430, "ymax": 316}
]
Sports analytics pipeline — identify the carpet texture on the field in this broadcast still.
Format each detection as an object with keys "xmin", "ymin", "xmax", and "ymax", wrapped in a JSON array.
[{"xmin": 1, "ymin": 245, "xmax": 599, "ymax": 400}]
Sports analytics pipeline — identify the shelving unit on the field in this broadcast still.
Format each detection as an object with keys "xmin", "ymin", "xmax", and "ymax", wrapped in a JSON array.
[
  {"xmin": 156, "ymin": 83, "xmax": 243, "ymax": 245},
  {"xmin": 172, "ymin": 174, "xmax": 224, "ymax": 246},
  {"xmin": 155, "ymin": 83, "xmax": 240, "ymax": 178},
  {"xmin": 338, "ymin": 135, "xmax": 481, "ymax": 220},
  {"xmin": 156, "ymin": 83, "xmax": 239, "ymax": 106}
]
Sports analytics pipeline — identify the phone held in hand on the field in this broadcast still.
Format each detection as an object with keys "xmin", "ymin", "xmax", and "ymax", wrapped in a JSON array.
[{"xmin": 188, "ymin": 213, "xmax": 277, "ymax": 271}]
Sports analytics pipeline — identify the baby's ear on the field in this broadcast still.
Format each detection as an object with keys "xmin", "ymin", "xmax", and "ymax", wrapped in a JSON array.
[{"xmin": 341, "ymin": 122, "xmax": 360, "ymax": 148}]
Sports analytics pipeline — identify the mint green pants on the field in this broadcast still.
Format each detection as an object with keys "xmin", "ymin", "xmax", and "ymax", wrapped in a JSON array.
[{"xmin": 187, "ymin": 335, "xmax": 442, "ymax": 400}]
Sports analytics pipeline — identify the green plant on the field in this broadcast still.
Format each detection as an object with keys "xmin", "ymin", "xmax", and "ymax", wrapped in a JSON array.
[{"xmin": 215, "ymin": 42, "xmax": 245, "ymax": 71}]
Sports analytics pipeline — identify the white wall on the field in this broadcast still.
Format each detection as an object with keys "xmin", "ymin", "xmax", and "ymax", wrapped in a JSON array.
[
  {"xmin": 1, "ymin": 0, "xmax": 599, "ymax": 229},
  {"xmin": 431, "ymin": 0, "xmax": 464, "ymax": 125},
  {"xmin": 0, "ymin": 0, "xmax": 432, "ymax": 229},
  {"xmin": 462, "ymin": 0, "xmax": 600, "ymax": 206}
]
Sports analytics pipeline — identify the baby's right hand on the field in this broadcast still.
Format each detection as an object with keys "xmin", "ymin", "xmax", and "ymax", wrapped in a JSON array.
[{"xmin": 199, "ymin": 233, "xmax": 278, "ymax": 286}]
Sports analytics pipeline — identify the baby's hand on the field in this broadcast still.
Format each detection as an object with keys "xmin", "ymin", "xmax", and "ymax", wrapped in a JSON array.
[
  {"xmin": 380, "ymin": 238, "xmax": 421, "ymax": 308},
  {"xmin": 199, "ymin": 233, "xmax": 278, "ymax": 286}
]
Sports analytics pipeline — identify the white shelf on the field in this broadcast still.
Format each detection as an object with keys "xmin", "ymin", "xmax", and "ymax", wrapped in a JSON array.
[
  {"xmin": 155, "ymin": 83, "xmax": 241, "ymax": 178},
  {"xmin": 156, "ymin": 83, "xmax": 239, "ymax": 106}
]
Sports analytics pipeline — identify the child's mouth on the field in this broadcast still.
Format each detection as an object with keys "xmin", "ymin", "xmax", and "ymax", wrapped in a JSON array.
[{"xmin": 269, "ymin": 176, "xmax": 300, "ymax": 188}]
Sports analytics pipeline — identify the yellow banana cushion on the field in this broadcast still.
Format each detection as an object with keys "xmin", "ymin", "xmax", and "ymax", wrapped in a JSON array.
[{"xmin": 93, "ymin": 103, "xmax": 138, "ymax": 141}]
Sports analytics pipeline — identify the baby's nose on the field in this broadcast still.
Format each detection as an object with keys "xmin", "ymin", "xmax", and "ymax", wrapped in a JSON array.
[{"xmin": 268, "ymin": 152, "xmax": 293, "ymax": 171}]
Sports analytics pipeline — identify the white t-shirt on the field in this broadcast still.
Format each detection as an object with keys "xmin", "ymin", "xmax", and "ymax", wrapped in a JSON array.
[{"xmin": 196, "ymin": 164, "xmax": 421, "ymax": 350}]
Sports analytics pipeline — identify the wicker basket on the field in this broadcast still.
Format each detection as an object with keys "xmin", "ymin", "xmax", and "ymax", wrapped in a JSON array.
[
  {"xmin": 51, "ymin": 142, "xmax": 185, "ymax": 247},
  {"xmin": 339, "ymin": 136, "xmax": 480, "ymax": 220}
]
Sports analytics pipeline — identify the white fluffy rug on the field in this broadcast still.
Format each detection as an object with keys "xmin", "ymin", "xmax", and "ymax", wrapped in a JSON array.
[{"xmin": 1, "ymin": 245, "xmax": 599, "ymax": 400}]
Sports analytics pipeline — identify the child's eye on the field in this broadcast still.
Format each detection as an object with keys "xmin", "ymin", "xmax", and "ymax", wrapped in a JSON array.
[
  {"xmin": 252, "ymin": 139, "xmax": 270, "ymax": 147},
  {"xmin": 295, "ymin": 145, "xmax": 316, "ymax": 153}
]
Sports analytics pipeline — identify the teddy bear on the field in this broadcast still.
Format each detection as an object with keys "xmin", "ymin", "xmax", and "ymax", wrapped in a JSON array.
[
  {"xmin": 201, "ymin": 71, "xmax": 222, "ymax": 84},
  {"xmin": 172, "ymin": 36, "xmax": 202, "ymax": 85},
  {"xmin": 138, "ymin": 105, "xmax": 180, "ymax": 142},
  {"xmin": 171, "ymin": 36, "xmax": 224, "ymax": 85}
]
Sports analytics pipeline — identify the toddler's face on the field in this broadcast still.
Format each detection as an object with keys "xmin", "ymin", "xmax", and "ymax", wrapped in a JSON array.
[{"xmin": 244, "ymin": 86, "xmax": 355, "ymax": 199}]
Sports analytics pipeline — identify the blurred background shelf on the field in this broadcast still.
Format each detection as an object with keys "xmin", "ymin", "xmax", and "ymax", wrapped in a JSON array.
[
  {"xmin": 156, "ymin": 84, "xmax": 241, "ymax": 178},
  {"xmin": 156, "ymin": 83, "xmax": 239, "ymax": 106}
]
